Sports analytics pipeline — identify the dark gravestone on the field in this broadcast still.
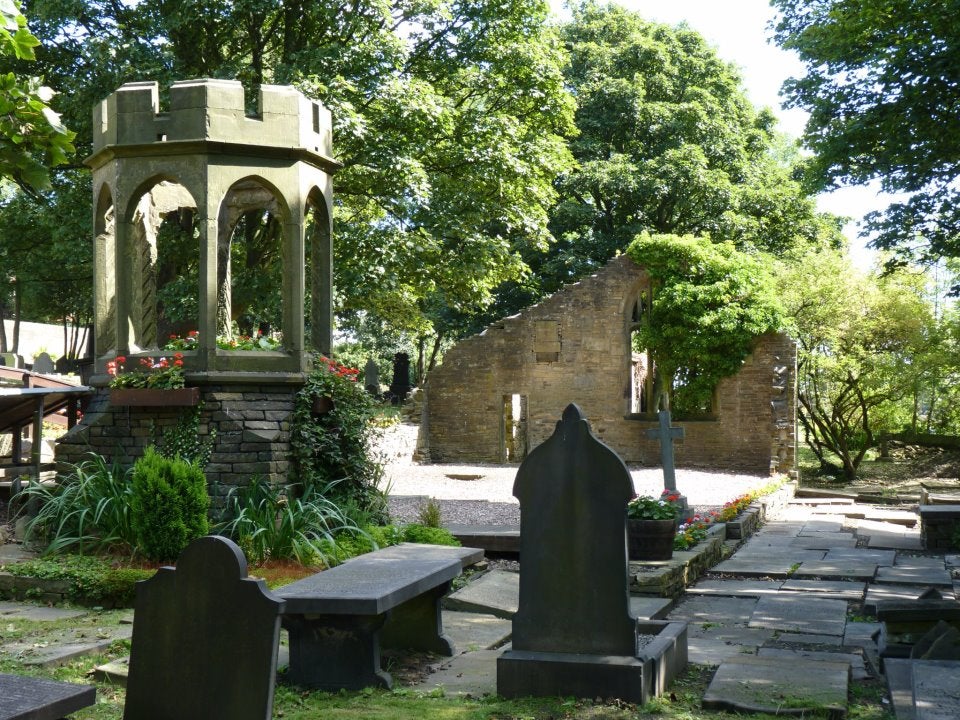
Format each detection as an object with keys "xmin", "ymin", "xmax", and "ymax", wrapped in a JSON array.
[
  {"xmin": 31, "ymin": 352, "xmax": 55, "ymax": 375},
  {"xmin": 123, "ymin": 536, "xmax": 285, "ymax": 720},
  {"xmin": 498, "ymin": 403, "xmax": 650, "ymax": 702},
  {"xmin": 364, "ymin": 358, "xmax": 380, "ymax": 395},
  {"xmin": 388, "ymin": 352, "xmax": 412, "ymax": 401}
]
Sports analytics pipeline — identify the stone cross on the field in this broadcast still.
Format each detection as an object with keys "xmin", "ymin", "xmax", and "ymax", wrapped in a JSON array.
[{"xmin": 645, "ymin": 409, "xmax": 684, "ymax": 492}]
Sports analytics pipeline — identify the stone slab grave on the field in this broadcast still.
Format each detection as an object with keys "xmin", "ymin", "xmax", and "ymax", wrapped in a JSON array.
[
  {"xmin": 277, "ymin": 543, "xmax": 481, "ymax": 691},
  {"xmin": 865, "ymin": 584, "xmax": 956, "ymax": 615},
  {"xmin": 748, "ymin": 595, "xmax": 848, "ymax": 637},
  {"xmin": 875, "ymin": 558, "xmax": 952, "ymax": 587},
  {"xmin": 703, "ymin": 656, "xmax": 849, "ymax": 718},
  {"xmin": 124, "ymin": 535, "xmax": 285, "ymax": 720},
  {"xmin": 445, "ymin": 568, "xmax": 672, "ymax": 621},
  {"xmin": 877, "ymin": 600, "xmax": 960, "ymax": 661},
  {"xmin": 686, "ymin": 579, "xmax": 784, "ymax": 598},
  {"xmin": 0, "ymin": 672, "xmax": 95, "ymax": 720},
  {"xmin": 497, "ymin": 404, "xmax": 687, "ymax": 705}
]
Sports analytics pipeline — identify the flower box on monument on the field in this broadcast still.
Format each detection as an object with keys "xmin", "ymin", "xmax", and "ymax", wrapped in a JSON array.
[{"xmin": 109, "ymin": 387, "xmax": 200, "ymax": 407}]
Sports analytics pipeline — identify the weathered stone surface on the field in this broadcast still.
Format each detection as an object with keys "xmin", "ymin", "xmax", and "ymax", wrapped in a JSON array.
[
  {"xmin": 685, "ymin": 625, "xmax": 773, "ymax": 666},
  {"xmin": 0, "ymin": 672, "xmax": 95, "ymax": 719},
  {"xmin": 0, "ymin": 602, "xmax": 86, "ymax": 622},
  {"xmin": 443, "ymin": 570, "xmax": 520, "ymax": 620},
  {"xmin": 668, "ymin": 596, "xmax": 757, "ymax": 625},
  {"xmin": 703, "ymin": 656, "xmax": 848, "ymax": 717},
  {"xmin": 875, "ymin": 564, "xmax": 952, "ymax": 587},
  {"xmin": 791, "ymin": 559, "xmax": 878, "ymax": 581},
  {"xmin": 686, "ymin": 579, "xmax": 784, "ymax": 597},
  {"xmin": 779, "ymin": 579, "xmax": 867, "ymax": 600},
  {"xmin": 758, "ymin": 646, "xmax": 869, "ymax": 680},
  {"xmin": 864, "ymin": 584, "xmax": 955, "ymax": 614},
  {"xmin": 124, "ymin": 535, "xmax": 285, "ymax": 720},
  {"xmin": 913, "ymin": 660, "xmax": 960, "ymax": 720},
  {"xmin": 749, "ymin": 595, "xmax": 847, "ymax": 636},
  {"xmin": 441, "ymin": 611, "xmax": 512, "ymax": 652},
  {"xmin": 415, "ymin": 649, "xmax": 501, "ymax": 697}
]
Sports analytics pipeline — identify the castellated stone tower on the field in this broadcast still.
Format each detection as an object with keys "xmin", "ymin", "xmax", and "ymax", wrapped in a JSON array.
[{"xmin": 58, "ymin": 79, "xmax": 340, "ymax": 496}]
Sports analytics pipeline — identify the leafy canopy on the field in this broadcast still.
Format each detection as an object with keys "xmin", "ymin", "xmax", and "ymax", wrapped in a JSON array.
[
  {"xmin": 626, "ymin": 232, "xmax": 784, "ymax": 413},
  {"xmin": 771, "ymin": 0, "xmax": 960, "ymax": 275},
  {"xmin": 0, "ymin": 0, "xmax": 74, "ymax": 195}
]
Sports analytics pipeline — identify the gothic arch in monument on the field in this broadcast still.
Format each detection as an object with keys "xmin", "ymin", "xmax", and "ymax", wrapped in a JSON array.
[{"xmin": 86, "ymin": 78, "xmax": 340, "ymax": 375}]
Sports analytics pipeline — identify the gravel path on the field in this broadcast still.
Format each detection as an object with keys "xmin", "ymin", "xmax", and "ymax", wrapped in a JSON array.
[{"xmin": 378, "ymin": 423, "xmax": 776, "ymax": 526}]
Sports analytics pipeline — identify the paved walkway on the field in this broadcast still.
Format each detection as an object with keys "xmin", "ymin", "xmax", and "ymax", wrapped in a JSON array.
[{"xmin": 421, "ymin": 495, "xmax": 960, "ymax": 717}]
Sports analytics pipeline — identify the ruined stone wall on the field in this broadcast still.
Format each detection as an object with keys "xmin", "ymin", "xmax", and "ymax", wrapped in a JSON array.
[
  {"xmin": 56, "ymin": 379, "xmax": 301, "ymax": 508},
  {"xmin": 419, "ymin": 255, "xmax": 797, "ymax": 475}
]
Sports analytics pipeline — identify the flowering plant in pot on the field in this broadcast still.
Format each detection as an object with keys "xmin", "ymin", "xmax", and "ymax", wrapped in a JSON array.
[
  {"xmin": 626, "ymin": 490, "xmax": 681, "ymax": 560},
  {"xmin": 107, "ymin": 354, "xmax": 186, "ymax": 389},
  {"xmin": 626, "ymin": 490, "xmax": 682, "ymax": 520}
]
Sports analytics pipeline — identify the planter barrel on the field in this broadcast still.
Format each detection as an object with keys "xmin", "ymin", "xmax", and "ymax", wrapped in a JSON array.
[
  {"xmin": 627, "ymin": 518, "xmax": 676, "ymax": 561},
  {"xmin": 109, "ymin": 387, "xmax": 200, "ymax": 407}
]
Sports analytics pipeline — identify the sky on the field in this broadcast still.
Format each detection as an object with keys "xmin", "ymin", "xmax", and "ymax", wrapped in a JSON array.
[{"xmin": 549, "ymin": 0, "xmax": 892, "ymax": 269}]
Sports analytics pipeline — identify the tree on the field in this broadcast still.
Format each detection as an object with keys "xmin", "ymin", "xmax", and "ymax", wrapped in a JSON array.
[
  {"xmin": 625, "ymin": 232, "xmax": 784, "ymax": 415},
  {"xmin": 0, "ymin": 171, "xmax": 92, "ymax": 356},
  {"xmin": 771, "ymin": 0, "xmax": 960, "ymax": 276},
  {"xmin": 0, "ymin": 0, "xmax": 74, "ymax": 195},
  {"xmin": 776, "ymin": 246, "xmax": 938, "ymax": 479},
  {"xmin": 531, "ymin": 2, "xmax": 841, "ymax": 300},
  {"xmin": 17, "ymin": 0, "xmax": 574, "ymax": 369}
]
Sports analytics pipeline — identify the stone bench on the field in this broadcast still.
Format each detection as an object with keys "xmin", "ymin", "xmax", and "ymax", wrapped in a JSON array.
[
  {"xmin": 0, "ymin": 673, "xmax": 95, "ymax": 720},
  {"xmin": 276, "ymin": 542, "xmax": 483, "ymax": 690}
]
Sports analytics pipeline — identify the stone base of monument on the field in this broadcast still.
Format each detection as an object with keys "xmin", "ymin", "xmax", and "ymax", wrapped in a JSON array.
[{"xmin": 496, "ymin": 621, "xmax": 687, "ymax": 705}]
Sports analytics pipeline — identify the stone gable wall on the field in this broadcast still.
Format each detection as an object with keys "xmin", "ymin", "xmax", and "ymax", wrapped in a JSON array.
[{"xmin": 419, "ymin": 255, "xmax": 797, "ymax": 475}]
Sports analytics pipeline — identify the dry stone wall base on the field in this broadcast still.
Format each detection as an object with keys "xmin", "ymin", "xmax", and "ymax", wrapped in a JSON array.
[{"xmin": 56, "ymin": 380, "xmax": 301, "ymax": 510}]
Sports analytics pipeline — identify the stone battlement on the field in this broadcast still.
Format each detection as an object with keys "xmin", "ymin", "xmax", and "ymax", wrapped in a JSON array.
[{"xmin": 92, "ymin": 79, "xmax": 332, "ymax": 160}]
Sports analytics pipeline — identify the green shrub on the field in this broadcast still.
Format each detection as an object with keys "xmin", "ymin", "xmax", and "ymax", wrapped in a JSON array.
[
  {"xmin": 15, "ymin": 453, "xmax": 137, "ymax": 555},
  {"xmin": 323, "ymin": 523, "xmax": 459, "ymax": 564},
  {"xmin": 131, "ymin": 447, "xmax": 209, "ymax": 562},
  {"xmin": 3, "ymin": 555, "xmax": 154, "ymax": 606},
  {"xmin": 217, "ymin": 478, "xmax": 363, "ymax": 566},
  {"xmin": 416, "ymin": 499, "xmax": 443, "ymax": 528},
  {"xmin": 291, "ymin": 355, "xmax": 388, "ymax": 525},
  {"xmin": 402, "ymin": 524, "xmax": 460, "ymax": 546}
]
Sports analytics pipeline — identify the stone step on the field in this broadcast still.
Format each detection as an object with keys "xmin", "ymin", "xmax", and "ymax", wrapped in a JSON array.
[{"xmin": 446, "ymin": 524, "xmax": 519, "ymax": 554}]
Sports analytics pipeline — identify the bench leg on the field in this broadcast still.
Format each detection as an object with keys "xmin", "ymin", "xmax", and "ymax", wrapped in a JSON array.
[
  {"xmin": 282, "ymin": 613, "xmax": 392, "ymax": 690},
  {"xmin": 380, "ymin": 580, "xmax": 455, "ymax": 656}
]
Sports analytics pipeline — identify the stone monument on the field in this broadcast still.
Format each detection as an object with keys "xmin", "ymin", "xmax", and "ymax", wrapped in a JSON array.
[
  {"xmin": 57, "ymin": 79, "xmax": 341, "ymax": 497},
  {"xmin": 497, "ymin": 403, "xmax": 687, "ymax": 703}
]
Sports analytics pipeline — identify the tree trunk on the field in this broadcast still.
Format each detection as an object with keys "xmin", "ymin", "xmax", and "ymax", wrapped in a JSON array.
[{"xmin": 11, "ymin": 277, "xmax": 20, "ymax": 353}]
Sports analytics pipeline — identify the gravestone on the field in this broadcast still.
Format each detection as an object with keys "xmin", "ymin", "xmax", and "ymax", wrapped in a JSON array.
[
  {"xmin": 645, "ymin": 409, "xmax": 689, "ymax": 520},
  {"xmin": 389, "ymin": 352, "xmax": 412, "ymax": 401},
  {"xmin": 0, "ymin": 352, "xmax": 22, "ymax": 368},
  {"xmin": 364, "ymin": 358, "xmax": 380, "ymax": 395},
  {"xmin": 498, "ymin": 403, "xmax": 678, "ymax": 703},
  {"xmin": 31, "ymin": 352, "xmax": 55, "ymax": 375},
  {"xmin": 124, "ymin": 535, "xmax": 285, "ymax": 720}
]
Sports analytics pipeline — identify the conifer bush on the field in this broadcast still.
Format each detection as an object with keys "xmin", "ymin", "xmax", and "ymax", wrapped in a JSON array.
[{"xmin": 130, "ymin": 447, "xmax": 209, "ymax": 561}]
